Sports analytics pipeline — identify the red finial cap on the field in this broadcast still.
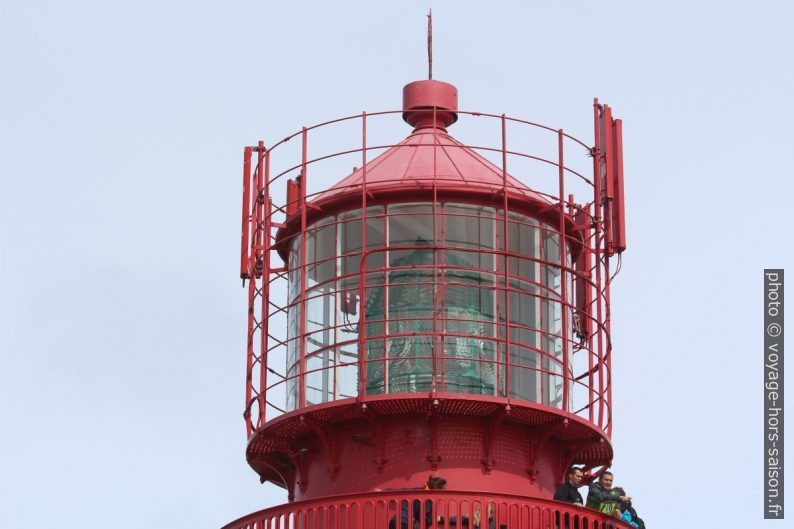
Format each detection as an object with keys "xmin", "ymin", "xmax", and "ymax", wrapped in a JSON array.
[{"xmin": 402, "ymin": 80, "xmax": 458, "ymax": 131}]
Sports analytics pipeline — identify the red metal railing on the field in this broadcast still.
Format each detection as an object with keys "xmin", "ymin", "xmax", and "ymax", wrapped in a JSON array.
[
  {"xmin": 222, "ymin": 490, "xmax": 634, "ymax": 529},
  {"xmin": 240, "ymin": 107, "xmax": 624, "ymax": 440}
]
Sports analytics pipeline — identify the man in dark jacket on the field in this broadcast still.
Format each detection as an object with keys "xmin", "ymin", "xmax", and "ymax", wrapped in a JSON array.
[{"xmin": 554, "ymin": 467, "xmax": 584, "ymax": 505}]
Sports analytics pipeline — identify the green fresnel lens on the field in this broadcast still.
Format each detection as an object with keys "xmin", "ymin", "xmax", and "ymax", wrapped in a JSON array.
[{"xmin": 365, "ymin": 240, "xmax": 495, "ymax": 395}]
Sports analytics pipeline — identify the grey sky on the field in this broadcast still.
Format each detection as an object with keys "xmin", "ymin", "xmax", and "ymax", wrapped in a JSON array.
[{"xmin": 1, "ymin": 1, "xmax": 791, "ymax": 527}]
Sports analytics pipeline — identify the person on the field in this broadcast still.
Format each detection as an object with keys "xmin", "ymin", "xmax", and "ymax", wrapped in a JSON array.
[
  {"xmin": 389, "ymin": 475, "xmax": 447, "ymax": 529},
  {"xmin": 554, "ymin": 467, "xmax": 585, "ymax": 529},
  {"xmin": 474, "ymin": 503, "xmax": 507, "ymax": 529},
  {"xmin": 585, "ymin": 471, "xmax": 629, "ymax": 516},
  {"xmin": 425, "ymin": 475, "xmax": 447, "ymax": 491},
  {"xmin": 554, "ymin": 467, "xmax": 584, "ymax": 505},
  {"xmin": 613, "ymin": 487, "xmax": 645, "ymax": 529}
]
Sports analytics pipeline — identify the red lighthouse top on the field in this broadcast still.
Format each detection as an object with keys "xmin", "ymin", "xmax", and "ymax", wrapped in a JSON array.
[{"xmin": 231, "ymin": 47, "xmax": 630, "ymax": 528}]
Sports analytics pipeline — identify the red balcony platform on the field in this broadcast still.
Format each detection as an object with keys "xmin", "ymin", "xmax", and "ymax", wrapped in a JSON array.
[{"xmin": 222, "ymin": 490, "xmax": 633, "ymax": 529}]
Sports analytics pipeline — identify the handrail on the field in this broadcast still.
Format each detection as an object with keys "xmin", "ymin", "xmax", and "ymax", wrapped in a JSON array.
[
  {"xmin": 222, "ymin": 489, "xmax": 635, "ymax": 529},
  {"xmin": 242, "ymin": 106, "xmax": 618, "ymax": 437}
]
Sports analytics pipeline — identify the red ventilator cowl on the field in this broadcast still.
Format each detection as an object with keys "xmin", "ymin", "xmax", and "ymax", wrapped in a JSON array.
[{"xmin": 402, "ymin": 79, "xmax": 458, "ymax": 130}]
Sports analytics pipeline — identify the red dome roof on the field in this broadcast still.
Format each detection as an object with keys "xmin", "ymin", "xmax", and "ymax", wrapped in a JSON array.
[
  {"xmin": 309, "ymin": 80, "xmax": 549, "ymax": 210},
  {"xmin": 312, "ymin": 127, "xmax": 549, "ymax": 207},
  {"xmin": 275, "ymin": 81, "xmax": 562, "ymax": 259}
]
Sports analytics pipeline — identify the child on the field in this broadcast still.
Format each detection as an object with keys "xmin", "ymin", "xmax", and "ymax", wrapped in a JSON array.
[{"xmin": 613, "ymin": 487, "xmax": 645, "ymax": 529}]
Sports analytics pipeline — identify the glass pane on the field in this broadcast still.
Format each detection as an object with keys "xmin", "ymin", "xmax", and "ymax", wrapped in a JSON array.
[
  {"xmin": 507, "ymin": 215, "xmax": 539, "ymax": 284},
  {"xmin": 335, "ymin": 347, "xmax": 358, "ymax": 399},
  {"xmin": 288, "ymin": 236, "xmax": 301, "ymax": 301},
  {"xmin": 508, "ymin": 343, "xmax": 540, "ymax": 402},
  {"xmin": 443, "ymin": 311, "xmax": 496, "ymax": 395},
  {"xmin": 542, "ymin": 229, "xmax": 561, "ymax": 298},
  {"xmin": 287, "ymin": 303, "xmax": 300, "ymax": 369},
  {"xmin": 387, "ymin": 335, "xmax": 434, "ymax": 393},
  {"xmin": 363, "ymin": 271, "xmax": 387, "ymax": 395},
  {"xmin": 444, "ymin": 204, "xmax": 495, "ymax": 270},
  {"xmin": 305, "ymin": 349, "xmax": 333, "ymax": 405},
  {"xmin": 363, "ymin": 274, "xmax": 386, "ymax": 322},
  {"xmin": 542, "ymin": 297, "xmax": 562, "ymax": 407},
  {"xmin": 306, "ymin": 218, "xmax": 335, "ymax": 288},
  {"xmin": 286, "ymin": 303, "xmax": 301, "ymax": 411},
  {"xmin": 336, "ymin": 281, "xmax": 359, "ymax": 343},
  {"xmin": 306, "ymin": 287, "xmax": 334, "ymax": 354},
  {"xmin": 444, "ymin": 275, "xmax": 496, "ymax": 321},
  {"xmin": 340, "ymin": 208, "xmax": 385, "ymax": 288},
  {"xmin": 365, "ymin": 338, "xmax": 385, "ymax": 395},
  {"xmin": 389, "ymin": 203, "xmax": 435, "ymax": 265}
]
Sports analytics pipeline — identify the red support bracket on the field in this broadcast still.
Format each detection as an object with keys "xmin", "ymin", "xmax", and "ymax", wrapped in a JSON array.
[
  {"xmin": 526, "ymin": 419, "xmax": 565, "ymax": 482},
  {"xmin": 556, "ymin": 436, "xmax": 604, "ymax": 485},
  {"xmin": 302, "ymin": 415, "xmax": 340, "ymax": 480},
  {"xmin": 286, "ymin": 449, "xmax": 312, "ymax": 496},
  {"xmin": 363, "ymin": 411, "xmax": 388, "ymax": 472},
  {"xmin": 557, "ymin": 446, "xmax": 576, "ymax": 487},
  {"xmin": 426, "ymin": 405, "xmax": 441, "ymax": 470},
  {"xmin": 481, "ymin": 405, "xmax": 510, "ymax": 474},
  {"xmin": 582, "ymin": 460, "xmax": 612, "ymax": 487}
]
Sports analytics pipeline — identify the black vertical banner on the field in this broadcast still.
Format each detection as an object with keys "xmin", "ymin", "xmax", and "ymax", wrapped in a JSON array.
[{"xmin": 764, "ymin": 269, "xmax": 784, "ymax": 519}]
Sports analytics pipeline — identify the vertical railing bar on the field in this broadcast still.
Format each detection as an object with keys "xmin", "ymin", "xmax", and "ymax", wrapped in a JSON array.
[
  {"xmin": 604, "ymin": 253, "xmax": 613, "ymax": 436},
  {"xmin": 383, "ymin": 208, "xmax": 389, "ymax": 394},
  {"xmin": 355, "ymin": 499, "xmax": 363, "ymax": 529},
  {"xmin": 431, "ymin": 104, "xmax": 439, "ymax": 397},
  {"xmin": 245, "ymin": 256, "xmax": 256, "ymax": 435},
  {"xmin": 299, "ymin": 128, "xmax": 308, "ymax": 409},
  {"xmin": 260, "ymin": 145, "xmax": 271, "ymax": 427},
  {"xmin": 592, "ymin": 100, "xmax": 605, "ymax": 430},
  {"xmin": 558, "ymin": 129, "xmax": 570, "ymax": 412},
  {"xmin": 333, "ymin": 213, "xmax": 339, "ymax": 402},
  {"xmin": 586, "ymin": 204, "xmax": 595, "ymax": 423},
  {"xmin": 358, "ymin": 112, "xmax": 368, "ymax": 400},
  {"xmin": 420, "ymin": 492, "xmax": 426, "ymax": 529},
  {"xmin": 539, "ymin": 206, "xmax": 546, "ymax": 403},
  {"xmin": 245, "ymin": 143, "xmax": 262, "ymax": 436},
  {"xmin": 567, "ymin": 193, "xmax": 578, "ymax": 416},
  {"xmin": 439, "ymin": 202, "xmax": 447, "ymax": 392},
  {"xmin": 501, "ymin": 114, "xmax": 511, "ymax": 400},
  {"xmin": 494, "ymin": 205, "xmax": 500, "ymax": 396}
]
